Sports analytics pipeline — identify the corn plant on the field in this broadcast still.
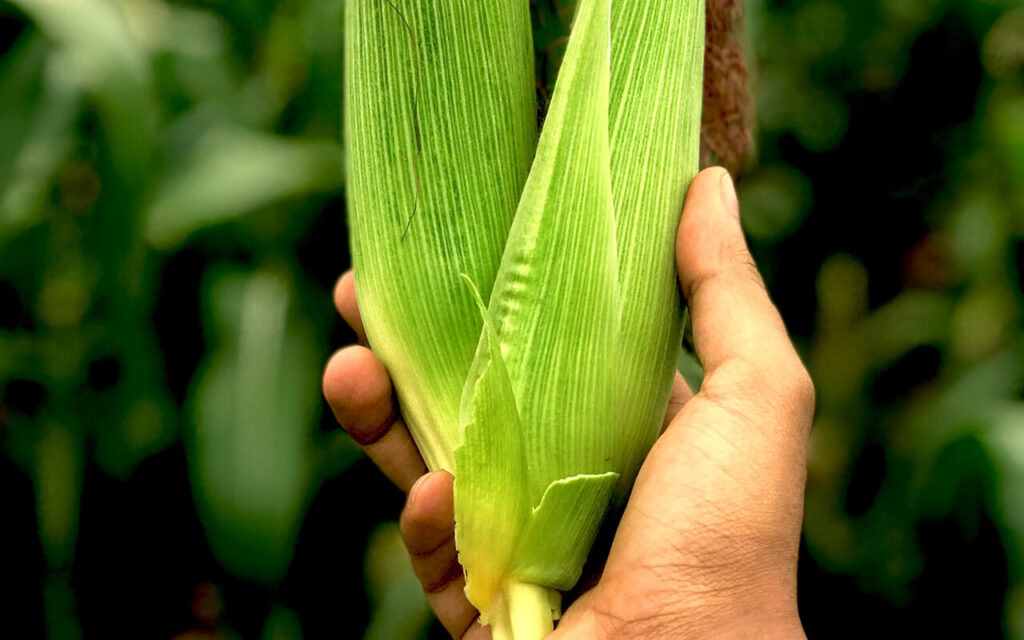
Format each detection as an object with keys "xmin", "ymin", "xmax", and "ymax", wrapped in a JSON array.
[{"xmin": 344, "ymin": 0, "xmax": 704, "ymax": 636}]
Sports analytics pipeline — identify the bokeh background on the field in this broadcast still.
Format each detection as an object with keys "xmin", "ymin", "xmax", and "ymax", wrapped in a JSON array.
[{"xmin": 1, "ymin": 0, "xmax": 1022, "ymax": 638}]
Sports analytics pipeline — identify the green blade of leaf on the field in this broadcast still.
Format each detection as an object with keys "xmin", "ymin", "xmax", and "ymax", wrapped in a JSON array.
[
  {"xmin": 187, "ymin": 269, "xmax": 318, "ymax": 584},
  {"xmin": 11, "ymin": 0, "xmax": 155, "ymax": 176},
  {"xmin": 145, "ymin": 126, "xmax": 342, "ymax": 249}
]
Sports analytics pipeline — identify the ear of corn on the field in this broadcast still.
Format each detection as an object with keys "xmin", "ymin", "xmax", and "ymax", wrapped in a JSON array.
[
  {"xmin": 344, "ymin": 0, "xmax": 704, "ymax": 637},
  {"xmin": 343, "ymin": 0, "xmax": 536, "ymax": 471},
  {"xmin": 608, "ymin": 2, "xmax": 706, "ymax": 501}
]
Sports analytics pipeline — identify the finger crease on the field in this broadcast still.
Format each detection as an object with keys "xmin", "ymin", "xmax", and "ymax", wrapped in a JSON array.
[
  {"xmin": 407, "ymin": 528, "xmax": 456, "ymax": 557},
  {"xmin": 458, "ymin": 616, "xmax": 484, "ymax": 640},
  {"xmin": 348, "ymin": 407, "xmax": 397, "ymax": 446},
  {"xmin": 424, "ymin": 559, "xmax": 464, "ymax": 594},
  {"xmin": 408, "ymin": 530, "xmax": 455, "ymax": 558}
]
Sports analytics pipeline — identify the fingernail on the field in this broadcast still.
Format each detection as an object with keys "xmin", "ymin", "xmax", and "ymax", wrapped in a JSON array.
[{"xmin": 719, "ymin": 170, "xmax": 739, "ymax": 219}]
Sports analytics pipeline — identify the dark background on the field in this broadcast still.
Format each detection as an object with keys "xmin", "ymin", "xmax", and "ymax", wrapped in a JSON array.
[{"xmin": 1, "ymin": 0, "xmax": 1022, "ymax": 638}]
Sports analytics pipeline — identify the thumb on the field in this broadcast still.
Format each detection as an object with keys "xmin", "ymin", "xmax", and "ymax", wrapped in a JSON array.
[{"xmin": 675, "ymin": 167, "xmax": 800, "ymax": 380}]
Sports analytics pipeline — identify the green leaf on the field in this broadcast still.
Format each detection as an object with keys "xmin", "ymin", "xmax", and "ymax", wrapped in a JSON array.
[
  {"xmin": 187, "ymin": 268, "xmax": 319, "ymax": 584},
  {"xmin": 34, "ymin": 421, "xmax": 83, "ymax": 570},
  {"xmin": 11, "ymin": 0, "xmax": 154, "ymax": 175},
  {"xmin": 364, "ymin": 523, "xmax": 434, "ymax": 640},
  {"xmin": 0, "ymin": 35, "xmax": 81, "ymax": 239},
  {"xmin": 145, "ymin": 126, "xmax": 342, "ymax": 249}
]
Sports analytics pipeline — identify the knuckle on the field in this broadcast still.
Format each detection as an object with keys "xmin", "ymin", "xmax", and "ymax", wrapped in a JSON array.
[
  {"xmin": 681, "ymin": 268, "xmax": 718, "ymax": 307},
  {"xmin": 398, "ymin": 496, "xmax": 418, "ymax": 535},
  {"xmin": 731, "ymin": 244, "xmax": 765, "ymax": 289},
  {"xmin": 399, "ymin": 506, "xmax": 430, "ymax": 554},
  {"xmin": 778, "ymin": 357, "xmax": 815, "ymax": 425},
  {"xmin": 789, "ymin": 360, "xmax": 815, "ymax": 407},
  {"xmin": 729, "ymin": 352, "xmax": 814, "ymax": 430}
]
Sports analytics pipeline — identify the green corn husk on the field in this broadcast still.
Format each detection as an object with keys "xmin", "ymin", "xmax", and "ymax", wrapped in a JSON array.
[
  {"xmin": 344, "ymin": 0, "xmax": 536, "ymax": 472},
  {"xmin": 344, "ymin": 1, "xmax": 704, "ymax": 637}
]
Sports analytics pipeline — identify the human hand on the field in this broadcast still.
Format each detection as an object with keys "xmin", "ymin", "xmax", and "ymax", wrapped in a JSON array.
[{"xmin": 323, "ymin": 167, "xmax": 814, "ymax": 639}]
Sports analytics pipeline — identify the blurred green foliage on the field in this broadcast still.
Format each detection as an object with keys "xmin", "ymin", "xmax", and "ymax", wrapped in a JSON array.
[{"xmin": 0, "ymin": 0, "xmax": 1022, "ymax": 638}]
